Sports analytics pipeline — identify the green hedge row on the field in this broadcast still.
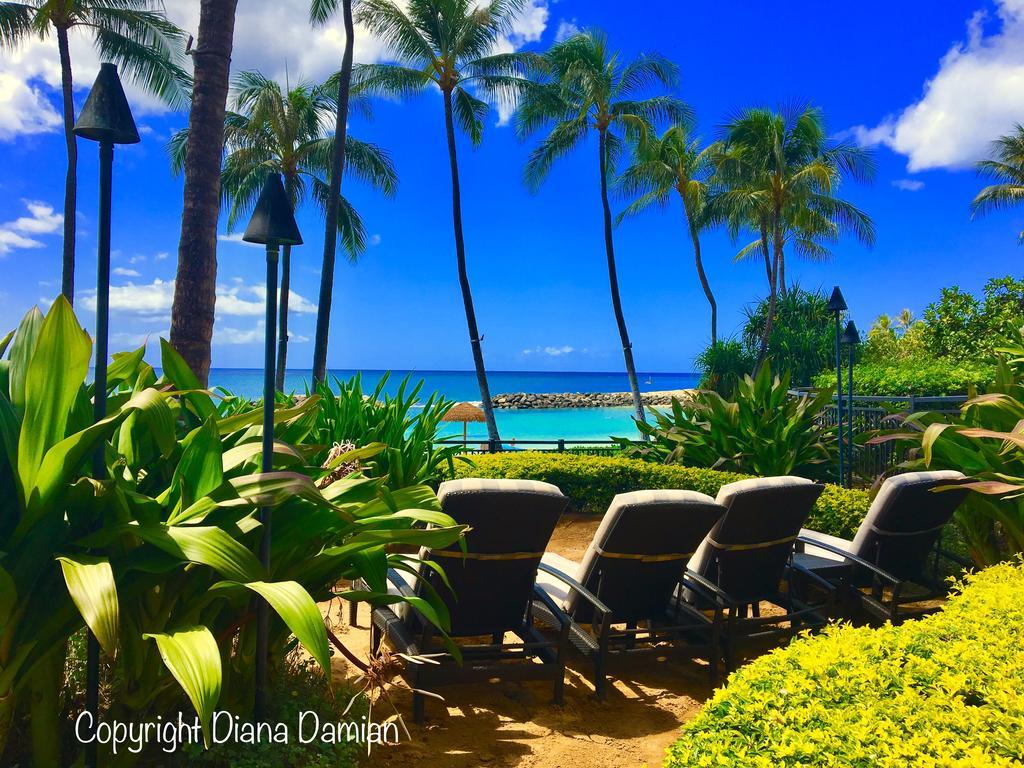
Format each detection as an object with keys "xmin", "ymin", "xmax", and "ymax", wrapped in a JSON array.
[
  {"xmin": 812, "ymin": 359, "xmax": 995, "ymax": 396},
  {"xmin": 665, "ymin": 560, "xmax": 1024, "ymax": 767},
  {"xmin": 453, "ymin": 452, "xmax": 870, "ymax": 539}
]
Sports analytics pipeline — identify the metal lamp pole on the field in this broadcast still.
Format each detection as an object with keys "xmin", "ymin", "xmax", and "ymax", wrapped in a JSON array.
[
  {"xmin": 827, "ymin": 287, "xmax": 848, "ymax": 486},
  {"xmin": 72, "ymin": 62, "xmax": 140, "ymax": 768},
  {"xmin": 241, "ymin": 173, "xmax": 302, "ymax": 719},
  {"xmin": 841, "ymin": 320, "xmax": 860, "ymax": 488}
]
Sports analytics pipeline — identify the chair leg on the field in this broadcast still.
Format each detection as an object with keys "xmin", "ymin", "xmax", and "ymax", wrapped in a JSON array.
[
  {"xmin": 348, "ymin": 597, "xmax": 358, "ymax": 627},
  {"xmin": 412, "ymin": 691, "xmax": 426, "ymax": 725}
]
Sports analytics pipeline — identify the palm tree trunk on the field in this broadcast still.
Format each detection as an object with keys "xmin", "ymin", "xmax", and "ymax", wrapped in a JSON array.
[
  {"xmin": 442, "ymin": 88, "xmax": 500, "ymax": 445},
  {"xmin": 759, "ymin": 219, "xmax": 772, "ymax": 289},
  {"xmin": 275, "ymin": 244, "xmax": 291, "ymax": 392},
  {"xmin": 56, "ymin": 25, "xmax": 77, "ymax": 304},
  {"xmin": 599, "ymin": 130, "xmax": 645, "ymax": 425},
  {"xmin": 169, "ymin": 0, "xmax": 239, "ymax": 385},
  {"xmin": 312, "ymin": 0, "xmax": 355, "ymax": 385},
  {"xmin": 756, "ymin": 210, "xmax": 783, "ymax": 371},
  {"xmin": 684, "ymin": 203, "xmax": 716, "ymax": 345},
  {"xmin": 779, "ymin": 248, "xmax": 787, "ymax": 296}
]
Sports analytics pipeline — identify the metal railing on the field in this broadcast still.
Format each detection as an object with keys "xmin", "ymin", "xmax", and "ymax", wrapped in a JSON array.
[{"xmin": 436, "ymin": 438, "xmax": 620, "ymax": 454}]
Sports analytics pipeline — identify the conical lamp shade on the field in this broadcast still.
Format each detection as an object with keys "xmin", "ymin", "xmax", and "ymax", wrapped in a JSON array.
[
  {"xmin": 841, "ymin": 320, "xmax": 860, "ymax": 345},
  {"xmin": 73, "ymin": 63, "xmax": 140, "ymax": 144},
  {"xmin": 243, "ymin": 174, "xmax": 303, "ymax": 246},
  {"xmin": 826, "ymin": 286, "xmax": 848, "ymax": 313}
]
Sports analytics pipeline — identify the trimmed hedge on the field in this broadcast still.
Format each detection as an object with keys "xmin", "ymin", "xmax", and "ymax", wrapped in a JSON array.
[
  {"xmin": 665, "ymin": 560, "xmax": 1024, "ymax": 768},
  {"xmin": 453, "ymin": 452, "xmax": 869, "ymax": 539},
  {"xmin": 812, "ymin": 359, "xmax": 995, "ymax": 397}
]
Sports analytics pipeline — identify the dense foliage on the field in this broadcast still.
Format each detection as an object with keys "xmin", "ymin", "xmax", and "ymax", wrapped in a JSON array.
[
  {"xmin": 665, "ymin": 560, "xmax": 1024, "ymax": 768},
  {"xmin": 869, "ymin": 329, "xmax": 1024, "ymax": 566},
  {"xmin": 621, "ymin": 364, "xmax": 837, "ymax": 479},
  {"xmin": 453, "ymin": 452, "xmax": 869, "ymax": 540},
  {"xmin": 815, "ymin": 358, "xmax": 997, "ymax": 397},
  {"xmin": 0, "ymin": 301, "xmax": 465, "ymax": 765},
  {"xmin": 308, "ymin": 373, "xmax": 468, "ymax": 488},
  {"xmin": 695, "ymin": 340, "xmax": 754, "ymax": 397}
]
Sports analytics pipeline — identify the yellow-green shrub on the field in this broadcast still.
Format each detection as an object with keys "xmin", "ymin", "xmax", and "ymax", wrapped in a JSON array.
[
  {"xmin": 665, "ymin": 561, "xmax": 1024, "ymax": 768},
  {"xmin": 454, "ymin": 452, "xmax": 869, "ymax": 539}
]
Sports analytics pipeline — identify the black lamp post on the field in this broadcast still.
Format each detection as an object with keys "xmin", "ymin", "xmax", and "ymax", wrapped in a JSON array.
[
  {"xmin": 242, "ymin": 173, "xmax": 302, "ymax": 719},
  {"xmin": 841, "ymin": 320, "xmax": 860, "ymax": 488},
  {"xmin": 826, "ymin": 287, "xmax": 848, "ymax": 485},
  {"xmin": 72, "ymin": 62, "xmax": 140, "ymax": 768}
]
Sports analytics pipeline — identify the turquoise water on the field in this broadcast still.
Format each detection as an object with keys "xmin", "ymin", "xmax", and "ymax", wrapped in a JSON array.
[{"xmin": 207, "ymin": 368, "xmax": 698, "ymax": 441}]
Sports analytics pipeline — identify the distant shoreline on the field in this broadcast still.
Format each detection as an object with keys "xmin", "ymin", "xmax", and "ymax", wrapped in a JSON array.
[{"xmin": 491, "ymin": 390, "xmax": 692, "ymax": 410}]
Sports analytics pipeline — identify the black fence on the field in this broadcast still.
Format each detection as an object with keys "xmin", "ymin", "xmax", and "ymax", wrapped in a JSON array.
[{"xmin": 436, "ymin": 438, "xmax": 620, "ymax": 455}]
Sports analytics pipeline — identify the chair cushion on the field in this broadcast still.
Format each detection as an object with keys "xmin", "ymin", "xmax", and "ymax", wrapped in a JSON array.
[
  {"xmin": 437, "ymin": 477, "xmax": 565, "ymax": 503},
  {"xmin": 536, "ymin": 551, "xmax": 581, "ymax": 608}
]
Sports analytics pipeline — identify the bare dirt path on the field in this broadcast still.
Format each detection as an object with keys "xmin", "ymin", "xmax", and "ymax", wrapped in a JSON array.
[{"xmin": 326, "ymin": 516, "xmax": 712, "ymax": 768}]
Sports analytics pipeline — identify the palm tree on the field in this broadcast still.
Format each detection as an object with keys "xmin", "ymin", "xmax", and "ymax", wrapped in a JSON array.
[
  {"xmin": 168, "ymin": 72, "xmax": 397, "ymax": 392},
  {"xmin": 618, "ymin": 124, "xmax": 719, "ymax": 344},
  {"xmin": 972, "ymin": 124, "xmax": 1024, "ymax": 243},
  {"xmin": 309, "ymin": 0, "xmax": 357, "ymax": 384},
  {"xmin": 715, "ymin": 105, "xmax": 875, "ymax": 366},
  {"xmin": 0, "ymin": 0, "xmax": 186, "ymax": 303},
  {"xmin": 352, "ymin": 0, "xmax": 539, "ymax": 446},
  {"xmin": 517, "ymin": 30, "xmax": 689, "ymax": 425},
  {"xmin": 169, "ymin": 0, "xmax": 238, "ymax": 385}
]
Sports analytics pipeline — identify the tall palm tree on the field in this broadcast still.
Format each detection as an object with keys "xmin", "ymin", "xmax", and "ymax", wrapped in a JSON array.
[
  {"xmin": 169, "ymin": 0, "xmax": 238, "ymax": 385},
  {"xmin": 715, "ymin": 105, "xmax": 874, "ymax": 366},
  {"xmin": 309, "ymin": 0, "xmax": 357, "ymax": 384},
  {"xmin": 0, "ymin": 0, "xmax": 186, "ymax": 303},
  {"xmin": 517, "ymin": 30, "xmax": 689, "ymax": 425},
  {"xmin": 618, "ymin": 124, "xmax": 719, "ymax": 344},
  {"xmin": 169, "ymin": 72, "xmax": 397, "ymax": 392},
  {"xmin": 352, "ymin": 0, "xmax": 538, "ymax": 446},
  {"xmin": 972, "ymin": 124, "xmax": 1024, "ymax": 243}
]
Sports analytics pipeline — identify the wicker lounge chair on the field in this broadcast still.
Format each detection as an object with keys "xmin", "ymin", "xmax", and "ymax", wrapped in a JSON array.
[
  {"xmin": 795, "ymin": 470, "xmax": 971, "ymax": 623},
  {"xmin": 535, "ymin": 490, "xmax": 726, "ymax": 697},
  {"xmin": 365, "ymin": 478, "xmax": 572, "ymax": 723},
  {"xmin": 679, "ymin": 476, "xmax": 830, "ymax": 672}
]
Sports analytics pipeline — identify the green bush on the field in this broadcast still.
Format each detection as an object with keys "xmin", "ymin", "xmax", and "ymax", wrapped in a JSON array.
[
  {"xmin": 696, "ymin": 339, "xmax": 755, "ymax": 397},
  {"xmin": 813, "ymin": 358, "xmax": 996, "ymax": 396},
  {"xmin": 665, "ymin": 560, "xmax": 1024, "ymax": 768},
  {"xmin": 454, "ymin": 452, "xmax": 869, "ymax": 539}
]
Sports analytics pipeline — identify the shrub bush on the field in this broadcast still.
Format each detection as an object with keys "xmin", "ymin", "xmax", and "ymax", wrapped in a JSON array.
[
  {"xmin": 665, "ymin": 560, "xmax": 1024, "ymax": 768},
  {"xmin": 454, "ymin": 452, "xmax": 869, "ymax": 539},
  {"xmin": 813, "ymin": 358, "xmax": 996, "ymax": 396}
]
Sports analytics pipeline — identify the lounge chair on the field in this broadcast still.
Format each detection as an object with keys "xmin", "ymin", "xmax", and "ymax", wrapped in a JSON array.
[
  {"xmin": 794, "ymin": 470, "xmax": 970, "ymax": 623},
  {"xmin": 534, "ymin": 490, "xmax": 726, "ymax": 697},
  {"xmin": 679, "ymin": 476, "xmax": 830, "ymax": 672},
  {"xmin": 365, "ymin": 478, "xmax": 572, "ymax": 723}
]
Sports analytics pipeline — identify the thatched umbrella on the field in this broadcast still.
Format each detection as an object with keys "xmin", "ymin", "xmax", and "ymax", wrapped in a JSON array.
[{"xmin": 442, "ymin": 401, "xmax": 486, "ymax": 444}]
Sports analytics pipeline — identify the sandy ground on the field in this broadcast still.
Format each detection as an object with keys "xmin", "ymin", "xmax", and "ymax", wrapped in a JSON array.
[{"xmin": 325, "ymin": 515, "xmax": 713, "ymax": 768}]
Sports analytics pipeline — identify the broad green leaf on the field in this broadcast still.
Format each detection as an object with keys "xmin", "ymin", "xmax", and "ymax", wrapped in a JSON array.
[
  {"xmin": 132, "ymin": 524, "xmax": 263, "ymax": 582},
  {"xmin": 0, "ymin": 329, "xmax": 14, "ymax": 359},
  {"xmin": 7, "ymin": 306, "xmax": 43, "ymax": 411},
  {"xmin": 104, "ymin": 346, "xmax": 147, "ymax": 390},
  {"xmin": 159, "ymin": 338, "xmax": 217, "ymax": 420},
  {"xmin": 221, "ymin": 440, "xmax": 304, "ymax": 473},
  {"xmin": 214, "ymin": 580, "xmax": 331, "ymax": 678},
  {"xmin": 216, "ymin": 394, "xmax": 320, "ymax": 436},
  {"xmin": 57, "ymin": 555, "xmax": 119, "ymax": 656},
  {"xmin": 18, "ymin": 298, "xmax": 91, "ymax": 492},
  {"xmin": 170, "ymin": 471, "xmax": 343, "ymax": 526},
  {"xmin": 143, "ymin": 627, "xmax": 221, "ymax": 746},
  {"xmin": 174, "ymin": 418, "xmax": 224, "ymax": 508},
  {"xmin": 0, "ymin": 565, "xmax": 15, "ymax": 632}
]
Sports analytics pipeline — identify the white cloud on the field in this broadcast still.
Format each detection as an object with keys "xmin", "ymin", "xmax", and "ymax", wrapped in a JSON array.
[
  {"xmin": 555, "ymin": 19, "xmax": 580, "ymax": 42},
  {"xmin": 850, "ymin": 0, "xmax": 1024, "ymax": 170},
  {"xmin": 0, "ymin": 71, "xmax": 62, "ymax": 140},
  {"xmin": 892, "ymin": 179, "xmax": 925, "ymax": 191},
  {"xmin": 80, "ymin": 278, "xmax": 318, "ymax": 323},
  {"xmin": 112, "ymin": 267, "xmax": 141, "ymax": 277},
  {"xmin": 522, "ymin": 344, "xmax": 575, "ymax": 357},
  {"xmin": 218, "ymin": 232, "xmax": 261, "ymax": 248},
  {"xmin": 0, "ymin": 200, "xmax": 62, "ymax": 254},
  {"xmin": 155, "ymin": 251, "xmax": 169, "ymax": 260},
  {"xmin": 214, "ymin": 322, "xmax": 309, "ymax": 346},
  {"xmin": 368, "ymin": 233, "xmax": 382, "ymax": 246}
]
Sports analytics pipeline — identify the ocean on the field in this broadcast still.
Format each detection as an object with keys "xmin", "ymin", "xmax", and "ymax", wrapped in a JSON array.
[{"xmin": 207, "ymin": 368, "xmax": 700, "ymax": 442}]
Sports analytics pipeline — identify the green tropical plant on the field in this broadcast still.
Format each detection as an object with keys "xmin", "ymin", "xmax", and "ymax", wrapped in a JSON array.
[
  {"xmin": 741, "ymin": 286, "xmax": 837, "ymax": 386},
  {"xmin": 868, "ymin": 329, "xmax": 1024, "ymax": 566},
  {"xmin": 695, "ymin": 339, "xmax": 754, "ymax": 398},
  {"xmin": 617, "ymin": 362, "xmax": 836, "ymax": 478},
  {"xmin": 714, "ymin": 105, "xmax": 875, "ymax": 365},
  {"xmin": 168, "ymin": 70, "xmax": 397, "ymax": 391},
  {"xmin": 0, "ymin": 299, "xmax": 466, "ymax": 765},
  {"xmin": 971, "ymin": 123, "xmax": 1024, "ymax": 243},
  {"xmin": 517, "ymin": 30, "xmax": 689, "ymax": 426},
  {"xmin": 922, "ymin": 276, "xmax": 1024, "ymax": 361},
  {"xmin": 352, "ymin": 0, "xmax": 540, "ymax": 446},
  {"xmin": 0, "ymin": 0, "xmax": 186, "ymax": 303},
  {"xmin": 309, "ymin": 373, "xmax": 469, "ymax": 488},
  {"xmin": 617, "ymin": 124, "xmax": 720, "ymax": 343},
  {"xmin": 813, "ymin": 359, "xmax": 996, "ymax": 397}
]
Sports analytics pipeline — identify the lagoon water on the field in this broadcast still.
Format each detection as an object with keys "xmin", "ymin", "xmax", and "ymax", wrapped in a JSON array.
[{"xmin": 208, "ymin": 368, "xmax": 699, "ymax": 441}]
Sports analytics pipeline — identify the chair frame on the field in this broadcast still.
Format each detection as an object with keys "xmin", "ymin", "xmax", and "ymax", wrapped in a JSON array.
[
  {"xmin": 535, "ymin": 561, "xmax": 721, "ymax": 698},
  {"xmin": 364, "ymin": 568, "xmax": 572, "ymax": 724}
]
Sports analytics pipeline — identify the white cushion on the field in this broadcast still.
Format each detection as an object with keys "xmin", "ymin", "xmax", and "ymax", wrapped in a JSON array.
[
  {"xmin": 536, "ymin": 551, "xmax": 581, "ymax": 608},
  {"xmin": 437, "ymin": 477, "xmax": 565, "ymax": 502},
  {"xmin": 714, "ymin": 475, "xmax": 816, "ymax": 507}
]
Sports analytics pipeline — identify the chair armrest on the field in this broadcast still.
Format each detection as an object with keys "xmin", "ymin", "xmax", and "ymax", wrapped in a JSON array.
[
  {"xmin": 681, "ymin": 568, "xmax": 739, "ymax": 608},
  {"xmin": 796, "ymin": 536, "xmax": 901, "ymax": 585},
  {"xmin": 788, "ymin": 560, "xmax": 843, "ymax": 593},
  {"xmin": 385, "ymin": 567, "xmax": 416, "ymax": 598},
  {"xmin": 532, "ymin": 584, "xmax": 573, "ymax": 630},
  {"xmin": 537, "ymin": 562, "xmax": 613, "ymax": 620},
  {"xmin": 937, "ymin": 548, "xmax": 973, "ymax": 569}
]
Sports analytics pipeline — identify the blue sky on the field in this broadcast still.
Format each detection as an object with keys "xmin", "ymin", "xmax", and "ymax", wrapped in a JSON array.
[{"xmin": 0, "ymin": 0, "xmax": 1021, "ymax": 373}]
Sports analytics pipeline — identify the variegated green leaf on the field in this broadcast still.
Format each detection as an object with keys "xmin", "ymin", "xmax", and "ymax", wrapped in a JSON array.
[
  {"xmin": 57, "ymin": 555, "xmax": 119, "ymax": 656},
  {"xmin": 143, "ymin": 626, "xmax": 221, "ymax": 746}
]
